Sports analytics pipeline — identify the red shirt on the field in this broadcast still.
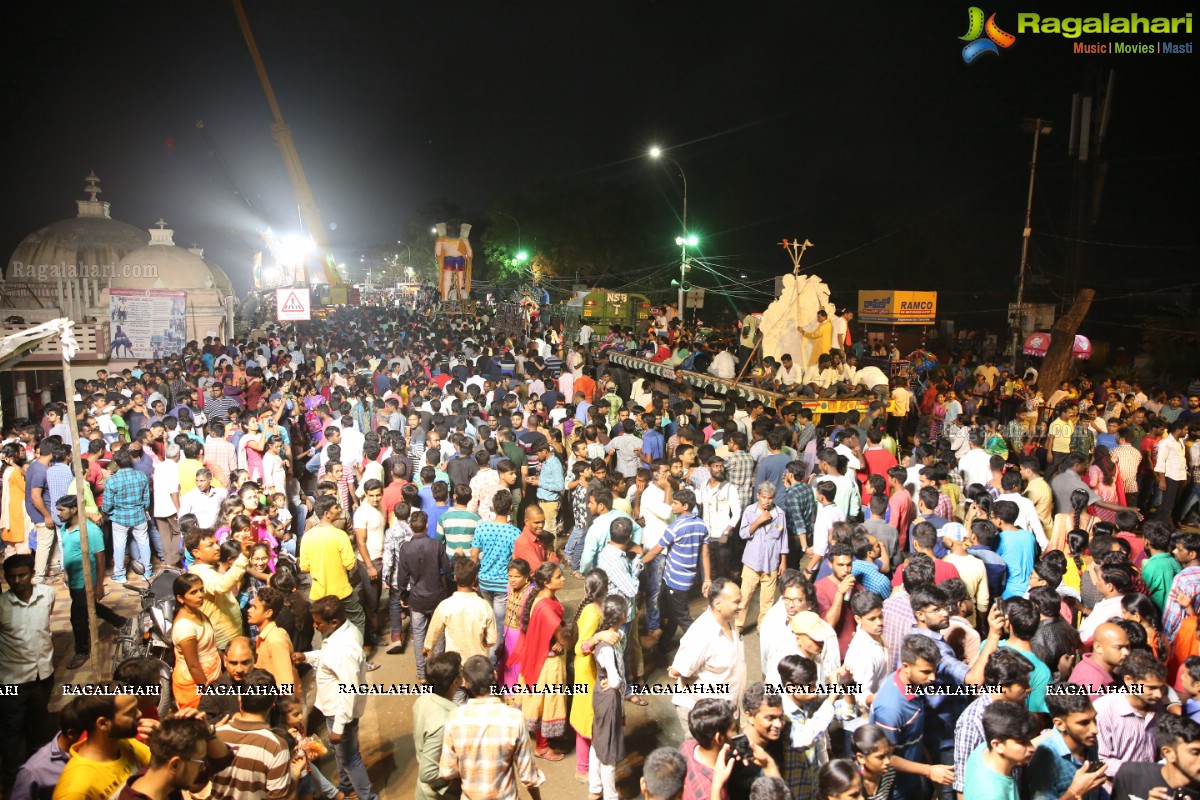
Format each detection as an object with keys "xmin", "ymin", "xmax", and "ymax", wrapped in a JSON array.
[
  {"xmin": 892, "ymin": 557, "xmax": 961, "ymax": 588},
  {"xmin": 815, "ymin": 575, "xmax": 860, "ymax": 658},
  {"xmin": 864, "ymin": 447, "xmax": 899, "ymax": 478},
  {"xmin": 512, "ymin": 527, "xmax": 558, "ymax": 572},
  {"xmin": 382, "ymin": 480, "xmax": 409, "ymax": 522},
  {"xmin": 887, "ymin": 489, "xmax": 916, "ymax": 550},
  {"xmin": 1068, "ymin": 654, "xmax": 1115, "ymax": 700}
]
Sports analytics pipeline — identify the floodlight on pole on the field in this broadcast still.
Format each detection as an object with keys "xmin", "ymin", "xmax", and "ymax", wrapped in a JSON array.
[{"xmin": 648, "ymin": 146, "xmax": 690, "ymax": 321}]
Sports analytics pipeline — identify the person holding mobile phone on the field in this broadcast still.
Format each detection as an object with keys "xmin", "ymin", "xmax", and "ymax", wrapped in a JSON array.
[
  {"xmin": 723, "ymin": 683, "xmax": 785, "ymax": 798},
  {"xmin": 1023, "ymin": 693, "xmax": 1108, "ymax": 800},
  {"xmin": 1111, "ymin": 714, "xmax": 1200, "ymax": 800}
]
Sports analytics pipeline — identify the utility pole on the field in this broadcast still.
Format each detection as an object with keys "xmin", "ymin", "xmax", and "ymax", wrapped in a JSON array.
[
  {"xmin": 1064, "ymin": 69, "xmax": 1114, "ymax": 298},
  {"xmin": 1012, "ymin": 117, "xmax": 1052, "ymax": 360}
]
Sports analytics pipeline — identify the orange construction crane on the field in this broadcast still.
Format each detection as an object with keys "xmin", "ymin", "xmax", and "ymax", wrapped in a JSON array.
[{"xmin": 230, "ymin": 0, "xmax": 348, "ymax": 305}]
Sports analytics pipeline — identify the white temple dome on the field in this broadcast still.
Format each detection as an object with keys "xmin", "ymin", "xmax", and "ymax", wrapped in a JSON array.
[
  {"xmin": 5, "ymin": 172, "xmax": 149, "ymax": 280},
  {"xmin": 111, "ymin": 220, "xmax": 226, "ymax": 291}
]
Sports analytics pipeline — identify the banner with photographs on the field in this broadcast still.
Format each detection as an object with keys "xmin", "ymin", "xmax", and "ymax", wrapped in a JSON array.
[{"xmin": 109, "ymin": 289, "xmax": 187, "ymax": 359}]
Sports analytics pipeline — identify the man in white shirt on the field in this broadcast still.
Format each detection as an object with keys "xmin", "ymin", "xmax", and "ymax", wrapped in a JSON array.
[
  {"xmin": 577, "ymin": 323, "xmax": 593, "ymax": 346},
  {"xmin": 800, "ymin": 354, "xmax": 841, "ymax": 398},
  {"xmin": 352, "ymin": 479, "xmax": 387, "ymax": 648},
  {"xmin": 1156, "ymin": 421, "xmax": 1189, "ymax": 524},
  {"xmin": 640, "ymin": 465, "xmax": 674, "ymax": 641},
  {"xmin": 153, "ymin": 443, "xmax": 183, "ymax": 567},
  {"xmin": 667, "ymin": 579, "xmax": 748, "ymax": 734},
  {"xmin": 842, "ymin": 591, "xmax": 890, "ymax": 710},
  {"xmin": 339, "ymin": 424, "xmax": 366, "ymax": 468},
  {"xmin": 178, "ymin": 469, "xmax": 228, "ymax": 529},
  {"xmin": 831, "ymin": 311, "xmax": 854, "ymax": 352},
  {"xmin": 701, "ymin": 459, "xmax": 742, "ymax": 579},
  {"xmin": 958, "ymin": 429, "xmax": 993, "ymax": 488},
  {"xmin": 856, "ymin": 365, "xmax": 891, "ymax": 401},
  {"xmin": 298, "ymin": 596, "xmax": 377, "ymax": 800},
  {"xmin": 775, "ymin": 354, "xmax": 802, "ymax": 392},
  {"xmin": 708, "ymin": 344, "xmax": 738, "ymax": 380}
]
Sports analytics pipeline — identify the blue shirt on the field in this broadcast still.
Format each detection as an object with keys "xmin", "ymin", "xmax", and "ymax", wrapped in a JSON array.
[
  {"xmin": 10, "ymin": 733, "xmax": 70, "ymax": 800},
  {"xmin": 471, "ymin": 521, "xmax": 520, "ymax": 593},
  {"xmin": 738, "ymin": 504, "xmax": 788, "ymax": 574},
  {"xmin": 46, "ymin": 464, "xmax": 74, "ymax": 526},
  {"xmin": 909, "ymin": 628, "xmax": 972, "ymax": 751},
  {"xmin": 999, "ymin": 641, "xmax": 1051, "ymax": 714},
  {"xmin": 852, "ymin": 560, "xmax": 893, "ymax": 599},
  {"xmin": 24, "ymin": 460, "xmax": 50, "ymax": 523},
  {"xmin": 100, "ymin": 467, "xmax": 150, "ymax": 528},
  {"xmin": 756, "ymin": 454, "xmax": 791, "ymax": 497},
  {"xmin": 536, "ymin": 455, "xmax": 565, "ymax": 501},
  {"xmin": 968, "ymin": 544, "xmax": 1010, "ymax": 600},
  {"xmin": 659, "ymin": 513, "xmax": 709, "ymax": 591},
  {"xmin": 965, "ymin": 742, "xmax": 1020, "ymax": 800},
  {"xmin": 641, "ymin": 429, "xmax": 664, "ymax": 462},
  {"xmin": 580, "ymin": 509, "xmax": 643, "ymax": 574},
  {"xmin": 1024, "ymin": 729, "xmax": 1103, "ymax": 800},
  {"xmin": 59, "ymin": 521, "xmax": 106, "ymax": 591},
  {"xmin": 996, "ymin": 528, "xmax": 1036, "ymax": 599},
  {"xmin": 870, "ymin": 671, "xmax": 926, "ymax": 798}
]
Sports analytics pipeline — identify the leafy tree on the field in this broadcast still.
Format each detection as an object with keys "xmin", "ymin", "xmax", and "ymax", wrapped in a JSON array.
[{"xmin": 481, "ymin": 179, "xmax": 664, "ymax": 292}]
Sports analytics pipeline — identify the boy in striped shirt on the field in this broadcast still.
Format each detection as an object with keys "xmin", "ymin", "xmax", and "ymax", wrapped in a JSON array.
[{"xmin": 641, "ymin": 489, "xmax": 710, "ymax": 655}]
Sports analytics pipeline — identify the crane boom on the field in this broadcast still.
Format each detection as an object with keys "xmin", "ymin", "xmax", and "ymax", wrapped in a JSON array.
[{"xmin": 230, "ymin": 0, "xmax": 347, "ymax": 304}]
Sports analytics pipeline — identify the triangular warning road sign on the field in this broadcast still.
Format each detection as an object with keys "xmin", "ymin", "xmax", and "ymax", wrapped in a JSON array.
[{"xmin": 280, "ymin": 292, "xmax": 305, "ymax": 312}]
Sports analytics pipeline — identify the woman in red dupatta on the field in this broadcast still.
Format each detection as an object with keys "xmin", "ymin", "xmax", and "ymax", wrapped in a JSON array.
[{"xmin": 515, "ymin": 562, "xmax": 570, "ymax": 760}]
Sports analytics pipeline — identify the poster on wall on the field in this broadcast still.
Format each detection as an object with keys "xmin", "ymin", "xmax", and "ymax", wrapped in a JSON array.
[{"xmin": 108, "ymin": 289, "xmax": 187, "ymax": 359}]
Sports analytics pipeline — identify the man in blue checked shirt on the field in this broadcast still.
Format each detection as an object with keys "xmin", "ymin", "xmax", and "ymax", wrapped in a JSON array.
[
  {"xmin": 641, "ymin": 489, "xmax": 710, "ymax": 656},
  {"xmin": 849, "ymin": 532, "xmax": 892, "ymax": 599},
  {"xmin": 100, "ymin": 448, "xmax": 151, "ymax": 584}
]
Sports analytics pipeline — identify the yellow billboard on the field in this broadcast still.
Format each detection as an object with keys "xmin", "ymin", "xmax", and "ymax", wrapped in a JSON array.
[{"xmin": 857, "ymin": 290, "xmax": 937, "ymax": 325}]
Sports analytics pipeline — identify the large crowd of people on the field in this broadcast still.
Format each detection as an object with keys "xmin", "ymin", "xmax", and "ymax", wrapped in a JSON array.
[{"xmin": 2, "ymin": 293, "xmax": 1200, "ymax": 800}]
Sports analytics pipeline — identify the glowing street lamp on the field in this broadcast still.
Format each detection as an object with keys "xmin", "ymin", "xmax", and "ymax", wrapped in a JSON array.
[{"xmin": 650, "ymin": 146, "xmax": 692, "ymax": 319}]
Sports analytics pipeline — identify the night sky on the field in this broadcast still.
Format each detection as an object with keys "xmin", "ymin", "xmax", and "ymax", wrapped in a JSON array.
[{"xmin": 2, "ymin": 1, "xmax": 1196, "ymax": 326}]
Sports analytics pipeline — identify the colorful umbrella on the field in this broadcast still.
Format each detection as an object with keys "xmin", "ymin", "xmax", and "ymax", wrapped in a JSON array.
[{"xmin": 1022, "ymin": 333, "xmax": 1092, "ymax": 360}]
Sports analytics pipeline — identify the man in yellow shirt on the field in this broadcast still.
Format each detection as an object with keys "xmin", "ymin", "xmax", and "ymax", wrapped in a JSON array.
[
  {"xmin": 52, "ymin": 694, "xmax": 150, "ymax": 800},
  {"xmin": 177, "ymin": 439, "xmax": 207, "ymax": 496},
  {"xmin": 299, "ymin": 495, "xmax": 367, "ymax": 639},
  {"xmin": 184, "ymin": 529, "xmax": 249, "ymax": 649},
  {"xmin": 1019, "ymin": 457, "xmax": 1055, "ymax": 536},
  {"xmin": 804, "ymin": 309, "xmax": 833, "ymax": 366},
  {"xmin": 1046, "ymin": 404, "xmax": 1076, "ymax": 475}
]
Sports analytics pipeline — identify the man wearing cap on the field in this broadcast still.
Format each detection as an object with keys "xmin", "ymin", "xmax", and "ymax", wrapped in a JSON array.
[
  {"xmin": 530, "ymin": 440, "xmax": 564, "ymax": 539},
  {"xmin": 789, "ymin": 611, "xmax": 837, "ymax": 683}
]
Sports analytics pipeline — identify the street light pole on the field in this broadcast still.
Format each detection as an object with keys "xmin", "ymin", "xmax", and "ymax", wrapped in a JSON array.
[
  {"xmin": 1012, "ymin": 117, "xmax": 1053, "ymax": 360},
  {"xmin": 650, "ymin": 147, "xmax": 689, "ymax": 321}
]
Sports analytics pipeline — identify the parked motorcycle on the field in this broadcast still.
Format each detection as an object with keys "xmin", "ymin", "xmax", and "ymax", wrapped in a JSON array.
[{"xmin": 111, "ymin": 561, "xmax": 180, "ymax": 717}]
